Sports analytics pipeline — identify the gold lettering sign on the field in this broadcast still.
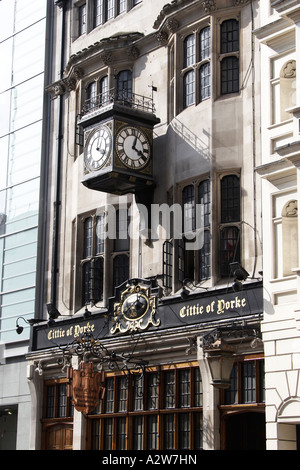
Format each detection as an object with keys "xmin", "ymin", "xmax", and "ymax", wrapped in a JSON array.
[
  {"xmin": 179, "ymin": 296, "xmax": 247, "ymax": 318},
  {"xmin": 47, "ymin": 321, "xmax": 95, "ymax": 342}
]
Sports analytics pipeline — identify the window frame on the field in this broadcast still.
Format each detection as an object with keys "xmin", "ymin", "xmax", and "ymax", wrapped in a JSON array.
[
  {"xmin": 219, "ymin": 173, "xmax": 241, "ymax": 278},
  {"xmin": 181, "ymin": 24, "xmax": 211, "ymax": 111},
  {"xmin": 180, "ymin": 177, "xmax": 211, "ymax": 285},
  {"xmin": 219, "ymin": 18, "xmax": 240, "ymax": 96},
  {"xmin": 75, "ymin": 0, "xmax": 143, "ymax": 36},
  {"xmin": 87, "ymin": 363, "xmax": 203, "ymax": 450},
  {"xmin": 81, "ymin": 213, "xmax": 106, "ymax": 307}
]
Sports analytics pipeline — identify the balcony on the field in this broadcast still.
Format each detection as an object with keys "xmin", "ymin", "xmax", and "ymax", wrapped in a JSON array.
[{"xmin": 78, "ymin": 87, "xmax": 158, "ymax": 128}]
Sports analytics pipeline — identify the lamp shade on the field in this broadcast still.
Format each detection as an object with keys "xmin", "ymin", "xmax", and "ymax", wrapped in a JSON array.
[{"xmin": 204, "ymin": 340, "xmax": 236, "ymax": 389}]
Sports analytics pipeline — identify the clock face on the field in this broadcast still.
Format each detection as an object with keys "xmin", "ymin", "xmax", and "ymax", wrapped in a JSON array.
[
  {"xmin": 84, "ymin": 125, "xmax": 112, "ymax": 171},
  {"xmin": 121, "ymin": 292, "xmax": 149, "ymax": 321},
  {"xmin": 116, "ymin": 126, "xmax": 151, "ymax": 170}
]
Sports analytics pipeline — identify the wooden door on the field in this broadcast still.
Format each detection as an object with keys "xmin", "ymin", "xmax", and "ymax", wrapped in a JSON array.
[{"xmin": 44, "ymin": 424, "xmax": 73, "ymax": 450}]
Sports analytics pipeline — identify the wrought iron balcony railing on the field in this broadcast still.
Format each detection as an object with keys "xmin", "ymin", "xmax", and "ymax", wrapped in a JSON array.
[{"xmin": 81, "ymin": 87, "xmax": 156, "ymax": 118}]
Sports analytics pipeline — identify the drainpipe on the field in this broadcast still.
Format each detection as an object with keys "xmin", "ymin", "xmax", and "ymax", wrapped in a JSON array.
[{"xmin": 50, "ymin": 0, "xmax": 66, "ymax": 308}]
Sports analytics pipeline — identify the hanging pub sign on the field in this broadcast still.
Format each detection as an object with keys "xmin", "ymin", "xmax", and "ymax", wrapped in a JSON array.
[{"xmin": 71, "ymin": 361, "xmax": 105, "ymax": 415}]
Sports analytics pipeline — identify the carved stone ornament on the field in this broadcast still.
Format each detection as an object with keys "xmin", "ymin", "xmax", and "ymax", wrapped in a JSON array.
[
  {"xmin": 282, "ymin": 60, "xmax": 296, "ymax": 79},
  {"xmin": 166, "ymin": 18, "xmax": 179, "ymax": 33},
  {"xmin": 235, "ymin": 0, "xmax": 250, "ymax": 5},
  {"xmin": 127, "ymin": 46, "xmax": 140, "ymax": 59},
  {"xmin": 202, "ymin": 0, "xmax": 216, "ymax": 12},
  {"xmin": 47, "ymin": 81, "xmax": 65, "ymax": 98},
  {"xmin": 282, "ymin": 200, "xmax": 298, "ymax": 217},
  {"xmin": 100, "ymin": 51, "xmax": 113, "ymax": 65},
  {"xmin": 155, "ymin": 31, "xmax": 168, "ymax": 45}
]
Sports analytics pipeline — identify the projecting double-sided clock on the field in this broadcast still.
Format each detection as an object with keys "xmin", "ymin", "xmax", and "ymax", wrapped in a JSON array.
[
  {"xmin": 115, "ymin": 125, "xmax": 151, "ymax": 170},
  {"xmin": 84, "ymin": 124, "xmax": 112, "ymax": 172},
  {"xmin": 80, "ymin": 107, "xmax": 160, "ymax": 195}
]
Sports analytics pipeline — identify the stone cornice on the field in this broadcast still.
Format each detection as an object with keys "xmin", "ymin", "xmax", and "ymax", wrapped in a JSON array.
[
  {"xmin": 153, "ymin": 0, "xmax": 250, "ymax": 30},
  {"xmin": 65, "ymin": 32, "xmax": 144, "ymax": 76}
]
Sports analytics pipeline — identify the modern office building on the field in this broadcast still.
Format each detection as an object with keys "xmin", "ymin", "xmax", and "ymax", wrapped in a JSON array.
[{"xmin": 0, "ymin": 0, "xmax": 50, "ymax": 450}]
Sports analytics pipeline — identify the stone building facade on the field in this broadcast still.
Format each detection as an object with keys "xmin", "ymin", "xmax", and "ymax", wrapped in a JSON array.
[
  {"xmin": 256, "ymin": 0, "xmax": 300, "ymax": 451},
  {"xmin": 9, "ymin": 0, "xmax": 298, "ymax": 451}
]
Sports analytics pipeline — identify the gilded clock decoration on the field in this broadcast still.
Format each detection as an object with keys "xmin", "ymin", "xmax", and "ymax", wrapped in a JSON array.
[
  {"xmin": 111, "ymin": 282, "xmax": 160, "ymax": 334},
  {"xmin": 84, "ymin": 125, "xmax": 112, "ymax": 172}
]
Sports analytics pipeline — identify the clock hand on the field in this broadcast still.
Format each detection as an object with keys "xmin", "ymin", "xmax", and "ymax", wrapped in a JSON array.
[{"xmin": 132, "ymin": 136, "xmax": 138, "ymax": 150}]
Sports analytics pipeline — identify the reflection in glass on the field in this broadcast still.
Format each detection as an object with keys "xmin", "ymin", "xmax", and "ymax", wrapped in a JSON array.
[
  {"xmin": 8, "ymin": 122, "xmax": 42, "ymax": 186},
  {"xmin": 12, "ymin": 20, "xmax": 46, "ymax": 86}
]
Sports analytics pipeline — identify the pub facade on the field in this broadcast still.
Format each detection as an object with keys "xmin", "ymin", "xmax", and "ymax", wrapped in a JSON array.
[{"xmin": 25, "ymin": 0, "xmax": 266, "ymax": 450}]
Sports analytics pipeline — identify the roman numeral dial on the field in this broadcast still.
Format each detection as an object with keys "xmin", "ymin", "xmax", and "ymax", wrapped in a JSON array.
[
  {"xmin": 84, "ymin": 125, "xmax": 112, "ymax": 172},
  {"xmin": 115, "ymin": 125, "xmax": 151, "ymax": 170}
]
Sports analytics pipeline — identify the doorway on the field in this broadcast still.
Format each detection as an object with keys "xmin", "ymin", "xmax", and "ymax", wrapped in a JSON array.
[
  {"xmin": 43, "ymin": 423, "xmax": 73, "ymax": 450},
  {"xmin": 223, "ymin": 411, "xmax": 266, "ymax": 450}
]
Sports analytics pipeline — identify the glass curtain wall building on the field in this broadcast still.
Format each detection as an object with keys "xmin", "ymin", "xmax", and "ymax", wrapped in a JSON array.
[
  {"xmin": 0, "ymin": 0, "xmax": 49, "ymax": 450},
  {"xmin": 0, "ymin": 0, "xmax": 47, "ymax": 342}
]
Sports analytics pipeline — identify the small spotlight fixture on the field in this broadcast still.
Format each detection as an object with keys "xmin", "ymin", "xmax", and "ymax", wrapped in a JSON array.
[
  {"xmin": 229, "ymin": 262, "xmax": 249, "ymax": 292},
  {"xmin": 46, "ymin": 303, "xmax": 61, "ymax": 319},
  {"xmin": 83, "ymin": 304, "xmax": 92, "ymax": 319},
  {"xmin": 180, "ymin": 285, "xmax": 190, "ymax": 300}
]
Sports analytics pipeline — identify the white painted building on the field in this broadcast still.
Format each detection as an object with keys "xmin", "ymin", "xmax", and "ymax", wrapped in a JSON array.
[{"xmin": 256, "ymin": 0, "xmax": 300, "ymax": 451}]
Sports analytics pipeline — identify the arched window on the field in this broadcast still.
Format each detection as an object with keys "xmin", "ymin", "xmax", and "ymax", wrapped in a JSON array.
[
  {"xmin": 184, "ymin": 70, "xmax": 195, "ymax": 108},
  {"xmin": 220, "ymin": 19, "xmax": 239, "ymax": 95},
  {"xmin": 99, "ymin": 76, "xmax": 108, "ymax": 105},
  {"xmin": 117, "ymin": 70, "xmax": 132, "ymax": 100},
  {"xmin": 86, "ymin": 81, "xmax": 97, "ymax": 111},
  {"xmin": 184, "ymin": 34, "xmax": 195, "ymax": 67},
  {"xmin": 220, "ymin": 174, "xmax": 241, "ymax": 277},
  {"xmin": 221, "ymin": 56, "xmax": 239, "ymax": 95}
]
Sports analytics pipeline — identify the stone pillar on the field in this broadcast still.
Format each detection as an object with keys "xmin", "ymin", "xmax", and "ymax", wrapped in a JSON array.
[
  {"xmin": 27, "ymin": 361, "xmax": 44, "ymax": 450},
  {"xmin": 197, "ymin": 336, "xmax": 220, "ymax": 450}
]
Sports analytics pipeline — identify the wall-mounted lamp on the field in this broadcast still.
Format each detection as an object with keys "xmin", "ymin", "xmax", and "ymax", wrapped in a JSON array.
[
  {"xmin": 229, "ymin": 262, "xmax": 249, "ymax": 292},
  {"xmin": 201, "ymin": 322, "xmax": 262, "ymax": 388},
  {"xmin": 16, "ymin": 317, "xmax": 41, "ymax": 335},
  {"xmin": 202, "ymin": 330, "xmax": 236, "ymax": 389}
]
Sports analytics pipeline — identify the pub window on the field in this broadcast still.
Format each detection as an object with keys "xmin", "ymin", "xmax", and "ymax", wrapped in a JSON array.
[
  {"xmin": 81, "ymin": 213, "xmax": 105, "ymax": 306},
  {"xmin": 220, "ymin": 174, "xmax": 240, "ymax": 277},
  {"xmin": 83, "ymin": 75, "xmax": 108, "ymax": 114},
  {"xmin": 94, "ymin": 0, "xmax": 103, "ymax": 27},
  {"xmin": 220, "ymin": 19, "xmax": 239, "ymax": 95},
  {"xmin": 117, "ymin": 70, "xmax": 132, "ymax": 100},
  {"xmin": 100, "ymin": 76, "xmax": 109, "ymax": 105},
  {"xmin": 92, "ymin": 0, "xmax": 141, "ymax": 30},
  {"xmin": 182, "ymin": 26, "xmax": 211, "ymax": 110},
  {"xmin": 86, "ymin": 81, "xmax": 97, "ymax": 111},
  {"xmin": 88, "ymin": 365, "xmax": 203, "ymax": 450},
  {"xmin": 163, "ymin": 241, "xmax": 173, "ymax": 289},
  {"xmin": 222, "ymin": 358, "xmax": 265, "ymax": 405},
  {"xmin": 78, "ymin": 3, "xmax": 87, "ymax": 36},
  {"xmin": 44, "ymin": 381, "xmax": 74, "ymax": 419},
  {"xmin": 179, "ymin": 179, "xmax": 211, "ymax": 283},
  {"xmin": 112, "ymin": 208, "xmax": 130, "ymax": 289}
]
